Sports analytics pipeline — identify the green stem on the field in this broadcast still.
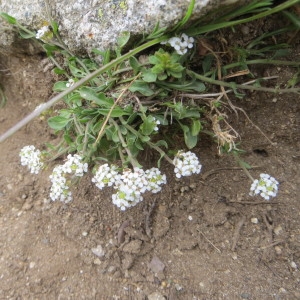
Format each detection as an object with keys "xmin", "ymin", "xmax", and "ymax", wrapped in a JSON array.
[
  {"xmin": 204, "ymin": 59, "xmax": 300, "ymax": 77},
  {"xmin": 233, "ymin": 152, "xmax": 254, "ymax": 182},
  {"xmin": 187, "ymin": 70, "xmax": 300, "ymax": 94},
  {"xmin": 110, "ymin": 119, "xmax": 139, "ymax": 168},
  {"xmin": 0, "ymin": 35, "xmax": 169, "ymax": 143}
]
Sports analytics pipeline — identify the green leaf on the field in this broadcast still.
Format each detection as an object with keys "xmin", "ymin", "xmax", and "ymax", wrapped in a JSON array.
[
  {"xmin": 63, "ymin": 133, "xmax": 74, "ymax": 145},
  {"xmin": 142, "ymin": 68, "xmax": 157, "ymax": 82},
  {"xmin": 92, "ymin": 48, "xmax": 111, "ymax": 64},
  {"xmin": 79, "ymin": 87, "xmax": 114, "ymax": 107},
  {"xmin": 19, "ymin": 30, "xmax": 36, "ymax": 39},
  {"xmin": 129, "ymin": 56, "xmax": 141, "ymax": 73},
  {"xmin": 53, "ymin": 81, "xmax": 67, "ymax": 92},
  {"xmin": 202, "ymin": 54, "xmax": 214, "ymax": 73},
  {"xmin": 0, "ymin": 12, "xmax": 16, "ymax": 24},
  {"xmin": 172, "ymin": 0, "xmax": 195, "ymax": 32},
  {"xmin": 48, "ymin": 116, "xmax": 71, "ymax": 130},
  {"xmin": 139, "ymin": 116, "xmax": 156, "ymax": 135},
  {"xmin": 53, "ymin": 67, "xmax": 67, "ymax": 75},
  {"xmin": 191, "ymin": 119, "xmax": 202, "ymax": 136},
  {"xmin": 69, "ymin": 64, "xmax": 86, "ymax": 78},
  {"xmin": 129, "ymin": 81, "xmax": 154, "ymax": 96},
  {"xmin": 117, "ymin": 31, "xmax": 130, "ymax": 48},
  {"xmin": 180, "ymin": 123, "xmax": 198, "ymax": 149},
  {"xmin": 112, "ymin": 128, "xmax": 120, "ymax": 143},
  {"xmin": 97, "ymin": 106, "xmax": 130, "ymax": 117},
  {"xmin": 154, "ymin": 140, "xmax": 168, "ymax": 148},
  {"xmin": 51, "ymin": 21, "xmax": 59, "ymax": 34},
  {"xmin": 43, "ymin": 44, "xmax": 61, "ymax": 57}
]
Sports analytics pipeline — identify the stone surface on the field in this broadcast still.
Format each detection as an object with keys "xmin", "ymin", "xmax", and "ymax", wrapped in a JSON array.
[{"xmin": 0, "ymin": 0, "xmax": 249, "ymax": 56}]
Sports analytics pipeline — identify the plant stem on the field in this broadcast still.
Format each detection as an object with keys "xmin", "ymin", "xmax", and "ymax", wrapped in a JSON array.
[
  {"xmin": 187, "ymin": 70, "xmax": 300, "ymax": 94},
  {"xmin": 233, "ymin": 152, "xmax": 255, "ymax": 182},
  {"xmin": 110, "ymin": 119, "xmax": 139, "ymax": 168}
]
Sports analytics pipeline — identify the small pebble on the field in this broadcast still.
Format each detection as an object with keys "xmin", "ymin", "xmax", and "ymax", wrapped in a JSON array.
[
  {"xmin": 188, "ymin": 215, "xmax": 193, "ymax": 221},
  {"xmin": 82, "ymin": 231, "xmax": 88, "ymax": 237},
  {"xmin": 240, "ymin": 292, "xmax": 251, "ymax": 299},
  {"xmin": 231, "ymin": 252, "xmax": 238, "ymax": 260},
  {"xmin": 175, "ymin": 283, "xmax": 183, "ymax": 291},
  {"xmin": 274, "ymin": 225, "xmax": 283, "ymax": 235},
  {"xmin": 251, "ymin": 217, "xmax": 258, "ymax": 224},
  {"xmin": 290, "ymin": 261, "xmax": 298, "ymax": 269},
  {"xmin": 279, "ymin": 287, "xmax": 287, "ymax": 293},
  {"xmin": 29, "ymin": 262, "xmax": 35, "ymax": 269},
  {"xmin": 274, "ymin": 246, "xmax": 282, "ymax": 255},
  {"xmin": 93, "ymin": 258, "xmax": 102, "ymax": 265},
  {"xmin": 91, "ymin": 245, "xmax": 106, "ymax": 258}
]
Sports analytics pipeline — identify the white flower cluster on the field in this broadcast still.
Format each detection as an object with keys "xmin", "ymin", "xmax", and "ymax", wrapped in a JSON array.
[
  {"xmin": 36, "ymin": 26, "xmax": 50, "ymax": 40},
  {"xmin": 249, "ymin": 173, "xmax": 279, "ymax": 200},
  {"xmin": 173, "ymin": 150, "xmax": 202, "ymax": 178},
  {"xmin": 92, "ymin": 165, "xmax": 166, "ymax": 211},
  {"xmin": 162, "ymin": 33, "xmax": 195, "ymax": 55},
  {"xmin": 91, "ymin": 164, "xmax": 120, "ymax": 189},
  {"xmin": 19, "ymin": 145, "xmax": 44, "ymax": 174},
  {"xmin": 49, "ymin": 154, "xmax": 88, "ymax": 203}
]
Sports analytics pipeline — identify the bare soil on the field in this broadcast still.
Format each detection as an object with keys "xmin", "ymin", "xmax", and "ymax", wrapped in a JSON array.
[{"xmin": 0, "ymin": 21, "xmax": 300, "ymax": 300}]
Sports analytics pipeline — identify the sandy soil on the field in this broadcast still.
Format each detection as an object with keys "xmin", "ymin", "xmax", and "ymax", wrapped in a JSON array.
[{"xmin": 0, "ymin": 19, "xmax": 300, "ymax": 300}]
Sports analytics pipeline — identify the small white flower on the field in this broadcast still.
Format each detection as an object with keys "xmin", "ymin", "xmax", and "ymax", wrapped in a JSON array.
[
  {"xmin": 249, "ymin": 173, "xmax": 279, "ymax": 200},
  {"xmin": 173, "ymin": 150, "xmax": 202, "ymax": 178},
  {"xmin": 36, "ymin": 26, "xmax": 50, "ymax": 40},
  {"xmin": 19, "ymin": 145, "xmax": 44, "ymax": 174},
  {"xmin": 66, "ymin": 78, "xmax": 75, "ymax": 88},
  {"xmin": 161, "ymin": 33, "xmax": 195, "ymax": 55}
]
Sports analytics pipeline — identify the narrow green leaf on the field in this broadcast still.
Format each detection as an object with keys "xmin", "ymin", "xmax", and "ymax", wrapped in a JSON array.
[
  {"xmin": 79, "ymin": 87, "xmax": 113, "ymax": 107},
  {"xmin": 51, "ymin": 20, "xmax": 59, "ymax": 34},
  {"xmin": 129, "ymin": 56, "xmax": 141, "ymax": 73},
  {"xmin": 97, "ymin": 106, "xmax": 130, "ymax": 117},
  {"xmin": 0, "ymin": 12, "xmax": 16, "ymax": 24},
  {"xmin": 191, "ymin": 119, "xmax": 202, "ymax": 136},
  {"xmin": 19, "ymin": 30, "xmax": 36, "ymax": 39},
  {"xmin": 154, "ymin": 140, "xmax": 168, "ymax": 148}
]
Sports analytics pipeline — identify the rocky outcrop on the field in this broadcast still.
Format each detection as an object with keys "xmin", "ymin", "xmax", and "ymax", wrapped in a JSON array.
[{"xmin": 0, "ymin": 0, "xmax": 248, "ymax": 56}]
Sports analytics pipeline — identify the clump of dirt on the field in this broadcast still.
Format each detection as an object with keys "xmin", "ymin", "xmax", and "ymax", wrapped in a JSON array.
[{"xmin": 0, "ymin": 18, "xmax": 300, "ymax": 299}]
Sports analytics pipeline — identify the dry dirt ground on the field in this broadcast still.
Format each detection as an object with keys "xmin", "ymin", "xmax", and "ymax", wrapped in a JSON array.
[{"xmin": 0, "ymin": 23, "xmax": 300, "ymax": 300}]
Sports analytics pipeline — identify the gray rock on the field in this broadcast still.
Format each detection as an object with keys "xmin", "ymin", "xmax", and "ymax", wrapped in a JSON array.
[{"xmin": 0, "ymin": 0, "xmax": 249, "ymax": 55}]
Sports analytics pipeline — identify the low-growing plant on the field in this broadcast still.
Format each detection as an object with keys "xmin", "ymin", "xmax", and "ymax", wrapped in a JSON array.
[{"xmin": 1, "ymin": 0, "xmax": 299, "ymax": 210}]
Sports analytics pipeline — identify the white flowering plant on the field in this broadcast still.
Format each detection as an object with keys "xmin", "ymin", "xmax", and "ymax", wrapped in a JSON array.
[{"xmin": 2, "ymin": 0, "xmax": 299, "ymax": 209}]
